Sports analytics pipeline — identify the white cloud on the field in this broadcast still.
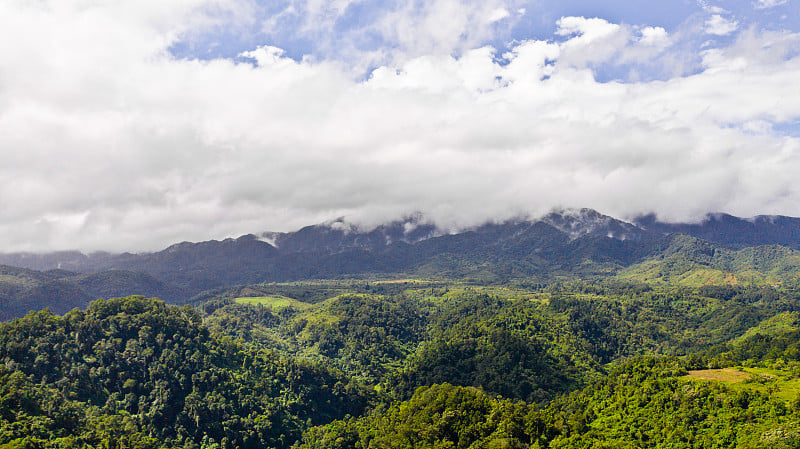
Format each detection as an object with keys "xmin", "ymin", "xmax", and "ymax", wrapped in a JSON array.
[
  {"xmin": 705, "ymin": 14, "xmax": 739, "ymax": 35},
  {"xmin": 239, "ymin": 46, "xmax": 293, "ymax": 67},
  {"xmin": 697, "ymin": 1, "xmax": 728, "ymax": 14},
  {"xmin": 754, "ymin": 0, "xmax": 788, "ymax": 9},
  {"xmin": 372, "ymin": 0, "xmax": 525, "ymax": 60},
  {"xmin": 1, "ymin": 3, "xmax": 800, "ymax": 251},
  {"xmin": 556, "ymin": 16, "xmax": 622, "ymax": 41},
  {"xmin": 639, "ymin": 27, "xmax": 670, "ymax": 47},
  {"xmin": 260, "ymin": 0, "xmax": 528, "ymax": 68},
  {"xmin": 555, "ymin": 16, "xmax": 628, "ymax": 67},
  {"xmin": 614, "ymin": 26, "xmax": 672, "ymax": 70},
  {"xmin": 487, "ymin": 7, "xmax": 510, "ymax": 23}
]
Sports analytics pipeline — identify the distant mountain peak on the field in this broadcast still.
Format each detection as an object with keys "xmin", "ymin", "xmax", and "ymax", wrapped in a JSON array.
[
  {"xmin": 259, "ymin": 213, "xmax": 443, "ymax": 254},
  {"xmin": 746, "ymin": 214, "xmax": 786, "ymax": 225},
  {"xmin": 321, "ymin": 217, "xmax": 358, "ymax": 233},
  {"xmin": 539, "ymin": 208, "xmax": 642, "ymax": 241}
]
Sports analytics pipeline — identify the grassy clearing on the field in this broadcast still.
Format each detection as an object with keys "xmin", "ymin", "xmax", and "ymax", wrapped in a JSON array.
[
  {"xmin": 235, "ymin": 295, "xmax": 313, "ymax": 311},
  {"xmin": 732, "ymin": 312, "xmax": 799, "ymax": 344},
  {"xmin": 686, "ymin": 367, "xmax": 800, "ymax": 403},
  {"xmin": 617, "ymin": 261, "xmax": 743, "ymax": 287},
  {"xmin": 687, "ymin": 368, "xmax": 752, "ymax": 383},
  {"xmin": 676, "ymin": 268, "xmax": 740, "ymax": 286}
]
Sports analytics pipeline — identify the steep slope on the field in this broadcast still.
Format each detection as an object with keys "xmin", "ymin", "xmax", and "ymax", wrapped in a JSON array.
[{"xmin": 618, "ymin": 235, "xmax": 800, "ymax": 286}]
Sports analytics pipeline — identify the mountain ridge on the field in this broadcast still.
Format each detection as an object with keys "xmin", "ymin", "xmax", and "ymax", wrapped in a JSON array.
[
  {"xmin": 2, "ymin": 208, "xmax": 800, "ymax": 318},
  {"xmin": 7, "ymin": 209, "xmax": 800, "ymax": 268}
]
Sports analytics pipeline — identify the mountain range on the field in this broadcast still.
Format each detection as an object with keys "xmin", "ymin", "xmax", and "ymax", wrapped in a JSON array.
[{"xmin": 2, "ymin": 208, "xmax": 800, "ymax": 318}]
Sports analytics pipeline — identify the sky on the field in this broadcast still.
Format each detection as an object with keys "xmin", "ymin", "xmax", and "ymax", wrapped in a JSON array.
[{"xmin": 1, "ymin": 0, "xmax": 799, "ymax": 252}]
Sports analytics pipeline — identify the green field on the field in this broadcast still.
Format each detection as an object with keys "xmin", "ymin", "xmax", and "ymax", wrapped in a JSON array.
[
  {"xmin": 234, "ymin": 295, "xmax": 313, "ymax": 310},
  {"xmin": 686, "ymin": 366, "xmax": 800, "ymax": 403}
]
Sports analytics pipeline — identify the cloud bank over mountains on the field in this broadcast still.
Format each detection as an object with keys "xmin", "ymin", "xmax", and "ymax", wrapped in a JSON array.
[{"xmin": 1, "ymin": 0, "xmax": 799, "ymax": 252}]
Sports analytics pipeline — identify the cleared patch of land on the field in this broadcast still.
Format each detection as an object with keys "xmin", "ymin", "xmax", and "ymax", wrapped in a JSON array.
[
  {"xmin": 687, "ymin": 368, "xmax": 752, "ymax": 382},
  {"xmin": 686, "ymin": 367, "xmax": 800, "ymax": 403},
  {"xmin": 235, "ymin": 295, "xmax": 313, "ymax": 311}
]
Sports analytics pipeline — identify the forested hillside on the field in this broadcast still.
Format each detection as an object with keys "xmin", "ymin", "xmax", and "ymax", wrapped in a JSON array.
[
  {"xmin": 0, "ymin": 265, "xmax": 185, "ymax": 320},
  {"xmin": 2, "ymin": 210, "xmax": 800, "ymax": 448},
  {"xmin": 2, "ymin": 278, "xmax": 798, "ymax": 448},
  {"xmin": 0, "ymin": 296, "xmax": 371, "ymax": 448}
]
